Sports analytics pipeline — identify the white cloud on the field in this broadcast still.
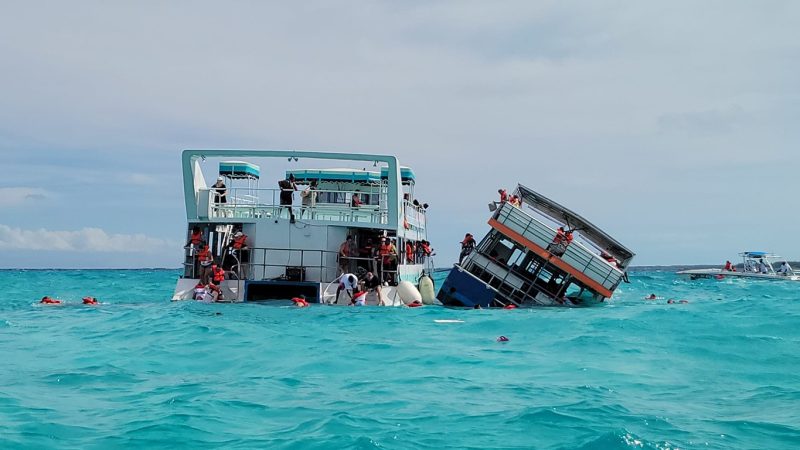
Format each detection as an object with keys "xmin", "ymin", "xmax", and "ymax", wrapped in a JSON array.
[
  {"xmin": 0, "ymin": 187, "xmax": 49, "ymax": 206},
  {"xmin": 0, "ymin": 224, "xmax": 181, "ymax": 253}
]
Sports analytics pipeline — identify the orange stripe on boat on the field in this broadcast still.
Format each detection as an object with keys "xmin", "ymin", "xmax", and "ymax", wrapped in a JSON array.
[{"xmin": 488, "ymin": 218, "xmax": 613, "ymax": 298}]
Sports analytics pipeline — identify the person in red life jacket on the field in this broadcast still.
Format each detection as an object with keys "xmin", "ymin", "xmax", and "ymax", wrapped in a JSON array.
[
  {"xmin": 211, "ymin": 264, "xmax": 226, "ymax": 284},
  {"xmin": 459, "ymin": 233, "xmax": 476, "ymax": 264},
  {"xmin": 186, "ymin": 225, "xmax": 203, "ymax": 249},
  {"xmin": 40, "ymin": 296, "xmax": 61, "ymax": 304},
  {"xmin": 350, "ymin": 192, "xmax": 362, "ymax": 208},
  {"xmin": 207, "ymin": 282, "xmax": 224, "ymax": 301},
  {"xmin": 565, "ymin": 230, "xmax": 574, "ymax": 245},
  {"xmin": 196, "ymin": 242, "xmax": 214, "ymax": 284},
  {"xmin": 406, "ymin": 241, "xmax": 414, "ymax": 263},
  {"xmin": 547, "ymin": 227, "xmax": 567, "ymax": 256},
  {"xmin": 292, "ymin": 295, "xmax": 310, "ymax": 307},
  {"xmin": 351, "ymin": 289, "xmax": 367, "ymax": 306},
  {"xmin": 509, "ymin": 195, "xmax": 521, "ymax": 207},
  {"xmin": 82, "ymin": 296, "xmax": 99, "ymax": 305},
  {"xmin": 503, "ymin": 304, "xmax": 517, "ymax": 310},
  {"xmin": 723, "ymin": 260, "xmax": 733, "ymax": 271},
  {"xmin": 498, "ymin": 189, "xmax": 508, "ymax": 203},
  {"xmin": 231, "ymin": 231, "xmax": 248, "ymax": 250}
]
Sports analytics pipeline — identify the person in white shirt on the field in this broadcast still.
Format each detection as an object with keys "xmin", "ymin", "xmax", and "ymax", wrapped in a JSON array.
[{"xmin": 334, "ymin": 273, "xmax": 358, "ymax": 304}]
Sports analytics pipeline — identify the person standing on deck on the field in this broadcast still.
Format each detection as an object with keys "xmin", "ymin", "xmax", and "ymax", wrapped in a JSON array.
[
  {"xmin": 212, "ymin": 177, "xmax": 227, "ymax": 204},
  {"xmin": 498, "ymin": 189, "xmax": 508, "ymax": 203},
  {"xmin": 197, "ymin": 242, "xmax": 214, "ymax": 284},
  {"xmin": 278, "ymin": 174, "xmax": 297, "ymax": 223},
  {"xmin": 300, "ymin": 179, "xmax": 318, "ymax": 219},
  {"xmin": 339, "ymin": 236, "xmax": 352, "ymax": 275},
  {"xmin": 459, "ymin": 233, "xmax": 477, "ymax": 264}
]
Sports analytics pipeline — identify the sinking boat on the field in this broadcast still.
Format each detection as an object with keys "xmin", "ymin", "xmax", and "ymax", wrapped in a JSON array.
[{"xmin": 437, "ymin": 185, "xmax": 635, "ymax": 307}]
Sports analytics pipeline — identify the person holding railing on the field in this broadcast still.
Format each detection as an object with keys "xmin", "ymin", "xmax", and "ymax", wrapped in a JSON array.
[
  {"xmin": 338, "ymin": 236, "xmax": 353, "ymax": 275},
  {"xmin": 459, "ymin": 233, "xmax": 476, "ymax": 264},
  {"xmin": 300, "ymin": 179, "xmax": 318, "ymax": 219},
  {"xmin": 278, "ymin": 174, "xmax": 297, "ymax": 223},
  {"xmin": 379, "ymin": 238, "xmax": 398, "ymax": 284},
  {"xmin": 547, "ymin": 227, "xmax": 568, "ymax": 256},
  {"xmin": 197, "ymin": 242, "xmax": 214, "ymax": 284}
]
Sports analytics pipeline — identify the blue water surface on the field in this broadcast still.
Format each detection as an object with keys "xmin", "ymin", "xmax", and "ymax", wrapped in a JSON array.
[{"xmin": 1, "ymin": 269, "xmax": 799, "ymax": 449}]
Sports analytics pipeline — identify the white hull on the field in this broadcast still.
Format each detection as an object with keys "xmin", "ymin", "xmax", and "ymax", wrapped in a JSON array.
[{"xmin": 678, "ymin": 268, "xmax": 800, "ymax": 282}]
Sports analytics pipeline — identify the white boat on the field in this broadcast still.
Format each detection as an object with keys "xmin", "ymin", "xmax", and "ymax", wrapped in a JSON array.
[
  {"xmin": 172, "ymin": 150, "xmax": 434, "ymax": 305},
  {"xmin": 678, "ymin": 252, "xmax": 800, "ymax": 281},
  {"xmin": 438, "ymin": 185, "xmax": 635, "ymax": 307}
]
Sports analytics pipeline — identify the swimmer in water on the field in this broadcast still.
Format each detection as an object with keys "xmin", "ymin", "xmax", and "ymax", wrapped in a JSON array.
[
  {"xmin": 82, "ymin": 296, "xmax": 99, "ymax": 305},
  {"xmin": 291, "ymin": 295, "xmax": 310, "ymax": 307},
  {"xmin": 645, "ymin": 293, "xmax": 657, "ymax": 300},
  {"xmin": 40, "ymin": 296, "xmax": 61, "ymax": 304}
]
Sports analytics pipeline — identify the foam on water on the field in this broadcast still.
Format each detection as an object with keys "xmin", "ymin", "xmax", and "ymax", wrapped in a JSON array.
[{"xmin": 1, "ymin": 269, "xmax": 799, "ymax": 449}]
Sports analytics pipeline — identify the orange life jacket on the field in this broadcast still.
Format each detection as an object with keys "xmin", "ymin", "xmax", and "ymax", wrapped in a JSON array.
[
  {"xmin": 553, "ymin": 230, "xmax": 565, "ymax": 245},
  {"xmin": 233, "ymin": 235, "xmax": 247, "ymax": 249},
  {"xmin": 212, "ymin": 267, "xmax": 225, "ymax": 282},
  {"xmin": 190, "ymin": 231, "xmax": 202, "ymax": 245},
  {"xmin": 379, "ymin": 243, "xmax": 391, "ymax": 256},
  {"xmin": 197, "ymin": 248, "xmax": 212, "ymax": 263},
  {"xmin": 406, "ymin": 242, "xmax": 414, "ymax": 262}
]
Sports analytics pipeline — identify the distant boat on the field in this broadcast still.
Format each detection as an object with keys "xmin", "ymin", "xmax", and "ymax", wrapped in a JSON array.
[
  {"xmin": 437, "ymin": 185, "xmax": 635, "ymax": 308},
  {"xmin": 678, "ymin": 252, "xmax": 799, "ymax": 281}
]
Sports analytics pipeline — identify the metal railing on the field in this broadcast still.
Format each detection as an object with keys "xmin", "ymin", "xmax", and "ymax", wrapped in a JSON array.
[
  {"xmin": 202, "ymin": 187, "xmax": 397, "ymax": 224},
  {"xmin": 493, "ymin": 203, "xmax": 625, "ymax": 290}
]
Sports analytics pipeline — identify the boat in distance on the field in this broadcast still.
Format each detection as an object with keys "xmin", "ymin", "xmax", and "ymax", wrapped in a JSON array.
[
  {"xmin": 437, "ymin": 185, "xmax": 635, "ymax": 308},
  {"xmin": 677, "ymin": 252, "xmax": 799, "ymax": 281},
  {"xmin": 172, "ymin": 149, "xmax": 436, "ymax": 305}
]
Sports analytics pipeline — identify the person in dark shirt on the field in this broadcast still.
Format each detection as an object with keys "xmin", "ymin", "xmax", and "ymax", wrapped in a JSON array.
[{"xmin": 278, "ymin": 174, "xmax": 297, "ymax": 223}]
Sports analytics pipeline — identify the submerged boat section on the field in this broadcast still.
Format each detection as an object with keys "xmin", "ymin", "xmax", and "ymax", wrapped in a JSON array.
[{"xmin": 438, "ymin": 184, "xmax": 635, "ymax": 307}]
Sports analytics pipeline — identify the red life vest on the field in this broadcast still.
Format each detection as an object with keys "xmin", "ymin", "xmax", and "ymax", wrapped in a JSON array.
[
  {"xmin": 212, "ymin": 267, "xmax": 225, "ymax": 282},
  {"xmin": 499, "ymin": 190, "xmax": 508, "ymax": 202},
  {"xmin": 197, "ymin": 248, "xmax": 212, "ymax": 264},
  {"xmin": 406, "ymin": 242, "xmax": 414, "ymax": 262},
  {"xmin": 232, "ymin": 235, "xmax": 247, "ymax": 249},
  {"xmin": 565, "ymin": 232, "xmax": 574, "ymax": 244},
  {"xmin": 421, "ymin": 243, "xmax": 432, "ymax": 256},
  {"xmin": 40, "ymin": 297, "xmax": 61, "ymax": 304},
  {"xmin": 553, "ymin": 230, "xmax": 566, "ymax": 245},
  {"xmin": 379, "ymin": 243, "xmax": 391, "ymax": 256},
  {"xmin": 190, "ymin": 231, "xmax": 202, "ymax": 245}
]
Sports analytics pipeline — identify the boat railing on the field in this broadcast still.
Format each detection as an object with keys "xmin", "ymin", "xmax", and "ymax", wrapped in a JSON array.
[
  {"xmin": 201, "ymin": 187, "xmax": 391, "ymax": 225},
  {"xmin": 239, "ymin": 247, "xmax": 341, "ymax": 283},
  {"xmin": 493, "ymin": 203, "xmax": 625, "ymax": 290}
]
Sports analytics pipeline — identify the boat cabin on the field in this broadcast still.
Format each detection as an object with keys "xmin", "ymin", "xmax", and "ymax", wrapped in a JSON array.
[{"xmin": 438, "ymin": 184, "xmax": 635, "ymax": 307}]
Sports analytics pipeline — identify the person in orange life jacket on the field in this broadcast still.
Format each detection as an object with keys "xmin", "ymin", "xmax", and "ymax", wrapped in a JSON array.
[
  {"xmin": 186, "ymin": 225, "xmax": 203, "ymax": 248},
  {"xmin": 547, "ymin": 227, "xmax": 567, "ymax": 256},
  {"xmin": 211, "ymin": 264, "xmax": 226, "ymax": 283},
  {"xmin": 197, "ymin": 242, "xmax": 214, "ymax": 284},
  {"xmin": 351, "ymin": 289, "xmax": 367, "ymax": 306},
  {"xmin": 207, "ymin": 282, "xmax": 224, "ymax": 301},
  {"xmin": 459, "ymin": 233, "xmax": 476, "ymax": 264},
  {"xmin": 82, "ymin": 296, "xmax": 99, "ymax": 305},
  {"xmin": 292, "ymin": 295, "xmax": 310, "ymax": 307},
  {"xmin": 498, "ymin": 189, "xmax": 508, "ymax": 203},
  {"xmin": 228, "ymin": 231, "xmax": 246, "ymax": 250},
  {"xmin": 420, "ymin": 240, "xmax": 432, "ymax": 257},
  {"xmin": 724, "ymin": 260, "xmax": 733, "ymax": 271},
  {"xmin": 406, "ymin": 241, "xmax": 414, "ymax": 263},
  {"xmin": 40, "ymin": 296, "xmax": 61, "ymax": 304},
  {"xmin": 509, "ymin": 195, "xmax": 521, "ymax": 207}
]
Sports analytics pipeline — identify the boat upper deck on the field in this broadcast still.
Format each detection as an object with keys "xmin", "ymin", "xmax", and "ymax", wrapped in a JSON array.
[
  {"xmin": 182, "ymin": 149, "xmax": 427, "ymax": 236},
  {"xmin": 487, "ymin": 195, "xmax": 633, "ymax": 293}
]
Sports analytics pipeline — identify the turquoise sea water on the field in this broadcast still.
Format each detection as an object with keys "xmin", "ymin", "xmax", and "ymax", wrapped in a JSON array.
[{"xmin": 1, "ymin": 269, "xmax": 799, "ymax": 449}]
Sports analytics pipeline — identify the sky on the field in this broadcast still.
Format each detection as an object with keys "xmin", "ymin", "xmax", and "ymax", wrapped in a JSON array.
[{"xmin": 1, "ymin": 1, "xmax": 799, "ymax": 268}]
